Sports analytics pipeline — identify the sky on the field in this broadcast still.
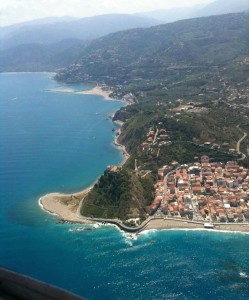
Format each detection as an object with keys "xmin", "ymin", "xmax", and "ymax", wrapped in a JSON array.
[{"xmin": 0, "ymin": 0, "xmax": 214, "ymax": 27}]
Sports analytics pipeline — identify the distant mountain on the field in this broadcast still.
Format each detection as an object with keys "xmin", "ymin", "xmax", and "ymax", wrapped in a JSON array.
[
  {"xmin": 0, "ymin": 16, "xmax": 77, "ymax": 39},
  {"xmin": 135, "ymin": 5, "xmax": 205, "ymax": 23},
  {"xmin": 197, "ymin": 0, "xmax": 249, "ymax": 17},
  {"xmin": 0, "ymin": 39, "xmax": 87, "ymax": 72},
  {"xmin": 0, "ymin": 14, "xmax": 160, "ymax": 50},
  {"xmin": 56, "ymin": 13, "xmax": 248, "ymax": 103},
  {"xmin": 136, "ymin": 0, "xmax": 249, "ymax": 23}
]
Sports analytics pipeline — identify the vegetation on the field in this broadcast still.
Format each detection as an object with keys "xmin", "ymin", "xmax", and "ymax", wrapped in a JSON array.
[
  {"xmin": 66, "ymin": 13, "xmax": 249, "ymax": 220},
  {"xmin": 81, "ymin": 168, "xmax": 155, "ymax": 220},
  {"xmin": 56, "ymin": 13, "xmax": 249, "ymax": 104}
]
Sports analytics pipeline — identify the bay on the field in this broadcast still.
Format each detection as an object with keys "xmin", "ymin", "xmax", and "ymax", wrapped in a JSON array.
[{"xmin": 0, "ymin": 73, "xmax": 249, "ymax": 300}]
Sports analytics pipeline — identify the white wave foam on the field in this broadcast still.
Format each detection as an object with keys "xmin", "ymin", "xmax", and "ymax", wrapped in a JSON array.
[
  {"xmin": 239, "ymin": 271, "xmax": 248, "ymax": 278},
  {"xmin": 38, "ymin": 197, "xmax": 57, "ymax": 216}
]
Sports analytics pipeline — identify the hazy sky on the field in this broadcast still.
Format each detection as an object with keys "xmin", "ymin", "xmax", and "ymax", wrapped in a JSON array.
[{"xmin": 0, "ymin": 0, "xmax": 214, "ymax": 26}]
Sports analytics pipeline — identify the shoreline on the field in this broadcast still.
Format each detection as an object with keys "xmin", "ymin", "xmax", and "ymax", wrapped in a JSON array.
[
  {"xmin": 39, "ymin": 189, "xmax": 249, "ymax": 235},
  {"xmin": 44, "ymin": 86, "xmax": 112, "ymax": 100},
  {"xmin": 39, "ymin": 130, "xmax": 249, "ymax": 235},
  {"xmin": 39, "ymin": 126, "xmax": 130, "ymax": 224},
  {"xmin": 39, "ymin": 83, "xmax": 249, "ymax": 235},
  {"xmin": 44, "ymin": 85, "xmax": 127, "ymax": 103},
  {"xmin": 39, "ymin": 188, "xmax": 93, "ymax": 224},
  {"xmin": 143, "ymin": 218, "xmax": 249, "ymax": 234},
  {"xmin": 113, "ymin": 127, "xmax": 130, "ymax": 166},
  {"xmin": 39, "ymin": 89, "xmax": 130, "ymax": 224},
  {"xmin": 75, "ymin": 86, "xmax": 113, "ymax": 100}
]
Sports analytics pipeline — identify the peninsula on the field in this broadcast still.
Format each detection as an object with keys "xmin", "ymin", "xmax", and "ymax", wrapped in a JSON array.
[
  {"xmin": 40, "ymin": 12, "xmax": 249, "ymax": 234},
  {"xmin": 40, "ymin": 152, "xmax": 249, "ymax": 233}
]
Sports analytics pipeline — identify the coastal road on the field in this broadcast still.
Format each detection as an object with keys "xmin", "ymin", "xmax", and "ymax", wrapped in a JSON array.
[{"xmin": 236, "ymin": 126, "xmax": 248, "ymax": 160}]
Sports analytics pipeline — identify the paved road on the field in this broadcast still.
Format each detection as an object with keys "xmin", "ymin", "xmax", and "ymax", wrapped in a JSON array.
[{"xmin": 236, "ymin": 126, "xmax": 248, "ymax": 160}]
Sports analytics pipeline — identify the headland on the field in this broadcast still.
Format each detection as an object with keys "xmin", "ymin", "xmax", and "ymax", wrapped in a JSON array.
[
  {"xmin": 40, "ymin": 154, "xmax": 249, "ymax": 234},
  {"xmin": 44, "ymin": 85, "xmax": 114, "ymax": 100}
]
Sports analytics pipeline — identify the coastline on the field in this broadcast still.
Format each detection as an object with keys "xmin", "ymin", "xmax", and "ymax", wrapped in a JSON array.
[
  {"xmin": 75, "ymin": 86, "xmax": 113, "ymax": 100},
  {"xmin": 45, "ymin": 85, "xmax": 121, "ymax": 101},
  {"xmin": 39, "ymin": 86, "xmax": 130, "ymax": 224},
  {"xmin": 45, "ymin": 85, "xmax": 130, "ymax": 105},
  {"xmin": 39, "ymin": 123, "xmax": 249, "ymax": 234},
  {"xmin": 40, "ymin": 84, "xmax": 249, "ymax": 235},
  {"xmin": 39, "ymin": 125, "xmax": 130, "ymax": 223},
  {"xmin": 144, "ymin": 218, "xmax": 249, "ymax": 234},
  {"xmin": 39, "ymin": 189, "xmax": 93, "ymax": 224},
  {"xmin": 113, "ymin": 128, "xmax": 130, "ymax": 167}
]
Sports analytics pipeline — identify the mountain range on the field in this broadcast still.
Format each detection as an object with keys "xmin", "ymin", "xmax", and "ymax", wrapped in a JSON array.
[
  {"xmin": 56, "ymin": 13, "xmax": 248, "ymax": 87},
  {"xmin": 0, "ymin": 14, "xmax": 160, "ymax": 50},
  {"xmin": 0, "ymin": 0, "xmax": 248, "ymax": 72},
  {"xmin": 137, "ymin": 0, "xmax": 249, "ymax": 22}
]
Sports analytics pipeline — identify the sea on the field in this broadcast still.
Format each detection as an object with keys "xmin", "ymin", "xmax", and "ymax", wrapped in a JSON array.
[{"xmin": 1, "ymin": 72, "xmax": 249, "ymax": 300}]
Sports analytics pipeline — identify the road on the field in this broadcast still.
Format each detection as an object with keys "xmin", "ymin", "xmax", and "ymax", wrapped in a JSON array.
[{"xmin": 236, "ymin": 126, "xmax": 248, "ymax": 160}]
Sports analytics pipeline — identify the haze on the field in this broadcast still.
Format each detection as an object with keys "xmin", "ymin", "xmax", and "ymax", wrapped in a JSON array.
[{"xmin": 1, "ymin": 0, "xmax": 213, "ymax": 26}]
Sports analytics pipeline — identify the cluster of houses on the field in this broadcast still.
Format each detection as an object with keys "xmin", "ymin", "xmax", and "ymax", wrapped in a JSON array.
[
  {"xmin": 146, "ymin": 156, "xmax": 249, "ymax": 223},
  {"xmin": 141, "ymin": 124, "xmax": 171, "ymax": 151}
]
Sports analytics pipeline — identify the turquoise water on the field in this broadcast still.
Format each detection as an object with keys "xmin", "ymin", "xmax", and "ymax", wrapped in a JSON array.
[{"xmin": 1, "ymin": 73, "xmax": 249, "ymax": 300}]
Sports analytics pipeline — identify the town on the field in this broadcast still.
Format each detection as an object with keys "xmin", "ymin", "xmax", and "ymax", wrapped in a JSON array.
[{"xmin": 146, "ymin": 156, "xmax": 249, "ymax": 225}]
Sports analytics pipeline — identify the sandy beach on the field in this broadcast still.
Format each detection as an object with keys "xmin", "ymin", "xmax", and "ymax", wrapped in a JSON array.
[
  {"xmin": 45, "ymin": 86, "xmax": 114, "ymax": 100},
  {"xmin": 114, "ymin": 132, "xmax": 130, "ymax": 166},
  {"xmin": 39, "ymin": 189, "xmax": 92, "ymax": 224},
  {"xmin": 75, "ymin": 86, "xmax": 113, "ymax": 100},
  {"xmin": 144, "ymin": 218, "xmax": 249, "ymax": 233}
]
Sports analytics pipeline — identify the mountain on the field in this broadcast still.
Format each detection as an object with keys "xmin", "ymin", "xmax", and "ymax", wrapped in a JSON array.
[
  {"xmin": 135, "ymin": 0, "xmax": 249, "ymax": 23},
  {"xmin": 56, "ymin": 12, "xmax": 248, "ymax": 101},
  {"xmin": 198, "ymin": 0, "xmax": 249, "ymax": 17},
  {"xmin": 0, "ymin": 39, "xmax": 88, "ymax": 72},
  {"xmin": 135, "ymin": 5, "xmax": 205, "ymax": 23},
  {"xmin": 0, "ymin": 16, "xmax": 77, "ymax": 39},
  {"xmin": 0, "ymin": 14, "xmax": 161, "ymax": 50}
]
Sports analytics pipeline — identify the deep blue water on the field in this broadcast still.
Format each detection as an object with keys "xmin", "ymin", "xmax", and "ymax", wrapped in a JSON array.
[{"xmin": 1, "ymin": 73, "xmax": 249, "ymax": 300}]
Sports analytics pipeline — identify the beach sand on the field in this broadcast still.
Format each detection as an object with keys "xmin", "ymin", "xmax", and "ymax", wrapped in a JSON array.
[
  {"xmin": 114, "ymin": 134, "xmax": 130, "ymax": 166},
  {"xmin": 144, "ymin": 218, "xmax": 249, "ymax": 233},
  {"xmin": 39, "ymin": 189, "xmax": 92, "ymax": 224},
  {"xmin": 76, "ymin": 86, "xmax": 113, "ymax": 100},
  {"xmin": 45, "ymin": 86, "xmax": 113, "ymax": 100}
]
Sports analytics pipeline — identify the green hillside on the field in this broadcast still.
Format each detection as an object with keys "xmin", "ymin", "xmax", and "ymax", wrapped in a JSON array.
[
  {"xmin": 81, "ymin": 167, "xmax": 154, "ymax": 221},
  {"xmin": 56, "ymin": 13, "xmax": 249, "ymax": 103}
]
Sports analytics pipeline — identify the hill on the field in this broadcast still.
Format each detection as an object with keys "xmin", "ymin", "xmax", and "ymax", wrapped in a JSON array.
[
  {"xmin": 1, "ymin": 14, "xmax": 160, "ymax": 50},
  {"xmin": 0, "ymin": 39, "xmax": 88, "ymax": 72},
  {"xmin": 56, "ymin": 13, "xmax": 249, "ymax": 103},
  {"xmin": 136, "ymin": 0, "xmax": 249, "ymax": 23},
  {"xmin": 81, "ymin": 167, "xmax": 154, "ymax": 221},
  {"xmin": 68, "ymin": 12, "xmax": 249, "ymax": 221},
  {"xmin": 0, "ymin": 16, "xmax": 77, "ymax": 39},
  {"xmin": 135, "ymin": 4, "xmax": 206, "ymax": 23},
  {"xmin": 199, "ymin": 0, "xmax": 249, "ymax": 17}
]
